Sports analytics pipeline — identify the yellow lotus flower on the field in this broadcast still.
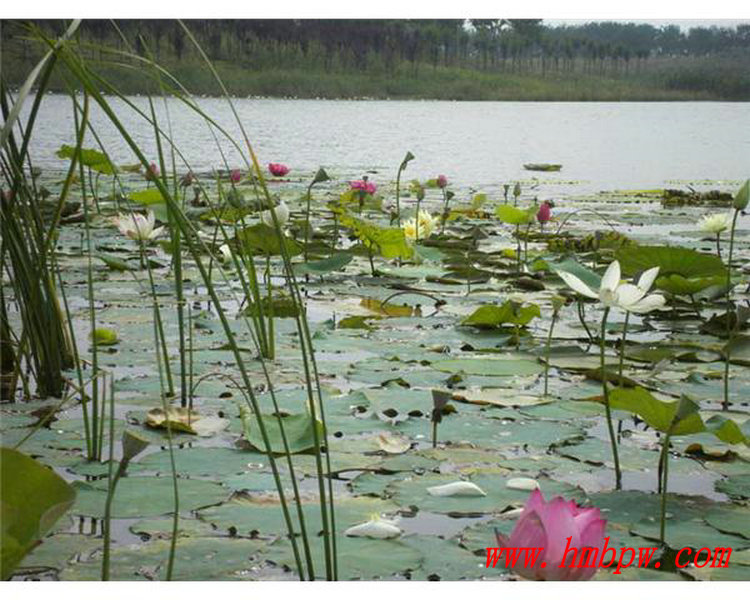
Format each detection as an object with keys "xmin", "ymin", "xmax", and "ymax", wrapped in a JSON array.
[{"xmin": 403, "ymin": 210, "xmax": 436, "ymax": 241}]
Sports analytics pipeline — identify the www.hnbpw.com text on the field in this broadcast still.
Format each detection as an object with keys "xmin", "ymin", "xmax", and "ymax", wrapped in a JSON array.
[{"xmin": 486, "ymin": 537, "xmax": 732, "ymax": 574}]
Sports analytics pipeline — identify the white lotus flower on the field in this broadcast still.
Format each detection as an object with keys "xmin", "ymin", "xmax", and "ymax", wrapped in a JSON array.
[
  {"xmin": 426, "ymin": 481, "xmax": 486, "ymax": 497},
  {"xmin": 112, "ymin": 211, "xmax": 164, "ymax": 242},
  {"xmin": 260, "ymin": 200, "xmax": 290, "ymax": 227},
  {"xmin": 218, "ymin": 244, "xmax": 233, "ymax": 264},
  {"xmin": 344, "ymin": 516, "xmax": 402, "ymax": 539},
  {"xmin": 698, "ymin": 212, "xmax": 732, "ymax": 234},
  {"xmin": 558, "ymin": 260, "xmax": 666, "ymax": 314}
]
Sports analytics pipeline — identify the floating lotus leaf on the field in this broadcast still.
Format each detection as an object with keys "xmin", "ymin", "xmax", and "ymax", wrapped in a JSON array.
[
  {"xmin": 461, "ymin": 301, "xmax": 541, "ymax": 329},
  {"xmin": 704, "ymin": 504, "xmax": 750, "ymax": 539},
  {"xmin": 716, "ymin": 474, "xmax": 750, "ymax": 499},
  {"xmin": 388, "ymin": 473, "xmax": 582, "ymax": 516},
  {"xmin": 134, "ymin": 447, "xmax": 266, "ymax": 478},
  {"xmin": 264, "ymin": 536, "xmax": 421, "ymax": 580},
  {"xmin": 60, "ymin": 537, "xmax": 266, "ymax": 581},
  {"xmin": 430, "ymin": 356, "xmax": 543, "ymax": 377},
  {"xmin": 71, "ymin": 476, "xmax": 228, "ymax": 518},
  {"xmin": 56, "ymin": 144, "xmax": 115, "ymax": 174},
  {"xmin": 198, "ymin": 495, "xmax": 397, "ymax": 537},
  {"xmin": 129, "ymin": 188, "xmax": 167, "ymax": 205},
  {"xmin": 240, "ymin": 408, "xmax": 324, "ymax": 455},
  {"xmin": 294, "ymin": 252, "xmax": 352, "ymax": 275}
]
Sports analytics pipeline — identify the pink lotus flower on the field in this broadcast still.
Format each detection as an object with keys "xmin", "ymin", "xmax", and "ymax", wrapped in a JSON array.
[
  {"xmin": 268, "ymin": 163, "xmax": 290, "ymax": 177},
  {"xmin": 145, "ymin": 162, "xmax": 159, "ymax": 181},
  {"xmin": 537, "ymin": 201, "xmax": 552, "ymax": 224},
  {"xmin": 495, "ymin": 489, "xmax": 607, "ymax": 581},
  {"xmin": 436, "ymin": 174, "xmax": 448, "ymax": 189},
  {"xmin": 230, "ymin": 169, "xmax": 242, "ymax": 183},
  {"xmin": 350, "ymin": 180, "xmax": 377, "ymax": 195}
]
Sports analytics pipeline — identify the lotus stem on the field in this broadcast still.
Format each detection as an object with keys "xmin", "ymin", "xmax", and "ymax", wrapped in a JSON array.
[
  {"xmin": 543, "ymin": 309, "xmax": 558, "ymax": 397},
  {"xmin": 658, "ymin": 431, "xmax": 672, "ymax": 544},
  {"xmin": 617, "ymin": 312, "xmax": 630, "ymax": 385},
  {"xmin": 723, "ymin": 208, "xmax": 741, "ymax": 410},
  {"xmin": 600, "ymin": 308, "xmax": 622, "ymax": 489}
]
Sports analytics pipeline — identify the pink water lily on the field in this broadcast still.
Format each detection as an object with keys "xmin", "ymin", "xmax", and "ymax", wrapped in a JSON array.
[
  {"xmin": 436, "ymin": 174, "xmax": 448, "ymax": 189},
  {"xmin": 230, "ymin": 169, "xmax": 242, "ymax": 183},
  {"xmin": 537, "ymin": 201, "xmax": 551, "ymax": 223},
  {"xmin": 268, "ymin": 163, "xmax": 290, "ymax": 177},
  {"xmin": 350, "ymin": 179, "xmax": 377, "ymax": 195},
  {"xmin": 496, "ymin": 489, "xmax": 607, "ymax": 581}
]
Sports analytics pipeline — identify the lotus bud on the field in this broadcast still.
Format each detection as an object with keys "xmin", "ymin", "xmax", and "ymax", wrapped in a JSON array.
[
  {"xmin": 400, "ymin": 151, "xmax": 415, "ymax": 171},
  {"xmin": 734, "ymin": 179, "xmax": 749, "ymax": 211},
  {"xmin": 121, "ymin": 430, "xmax": 150, "ymax": 463},
  {"xmin": 312, "ymin": 167, "xmax": 330, "ymax": 185},
  {"xmin": 268, "ymin": 163, "xmax": 290, "ymax": 177},
  {"xmin": 436, "ymin": 174, "xmax": 448, "ymax": 189},
  {"xmin": 551, "ymin": 295, "xmax": 566, "ymax": 313}
]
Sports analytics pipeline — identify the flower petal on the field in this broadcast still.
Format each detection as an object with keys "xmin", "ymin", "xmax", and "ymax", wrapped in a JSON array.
[
  {"xmin": 615, "ymin": 283, "xmax": 645, "ymax": 308},
  {"xmin": 626, "ymin": 294, "xmax": 666, "ymax": 314},
  {"xmin": 557, "ymin": 271, "xmax": 598, "ymax": 299},
  {"xmin": 344, "ymin": 519, "xmax": 402, "ymax": 539},
  {"xmin": 636, "ymin": 267, "xmax": 660, "ymax": 293},
  {"xmin": 600, "ymin": 260, "xmax": 621, "ymax": 293},
  {"xmin": 426, "ymin": 481, "xmax": 486, "ymax": 497}
]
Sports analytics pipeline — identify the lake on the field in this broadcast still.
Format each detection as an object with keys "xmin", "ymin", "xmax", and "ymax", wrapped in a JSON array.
[{"xmin": 23, "ymin": 95, "xmax": 750, "ymax": 192}]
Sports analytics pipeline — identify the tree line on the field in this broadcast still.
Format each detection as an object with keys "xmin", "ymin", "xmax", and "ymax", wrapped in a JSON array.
[
  {"xmin": 2, "ymin": 19, "xmax": 749, "ymax": 99},
  {"xmin": 4, "ymin": 19, "xmax": 749, "ymax": 74}
]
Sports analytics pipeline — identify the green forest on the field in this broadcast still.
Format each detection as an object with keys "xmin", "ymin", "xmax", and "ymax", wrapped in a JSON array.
[{"xmin": 3, "ymin": 19, "xmax": 750, "ymax": 100}]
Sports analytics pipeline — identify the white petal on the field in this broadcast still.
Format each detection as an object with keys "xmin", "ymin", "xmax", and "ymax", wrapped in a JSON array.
[
  {"xmin": 427, "ymin": 481, "xmax": 486, "ymax": 497},
  {"xmin": 637, "ymin": 267, "xmax": 660, "ymax": 293},
  {"xmin": 557, "ymin": 270, "xmax": 598, "ymax": 299},
  {"xmin": 506, "ymin": 477, "xmax": 539, "ymax": 491},
  {"xmin": 148, "ymin": 227, "xmax": 165, "ymax": 240},
  {"xmin": 344, "ymin": 519, "xmax": 402, "ymax": 539},
  {"xmin": 615, "ymin": 283, "xmax": 645, "ymax": 308},
  {"xmin": 600, "ymin": 260, "xmax": 621, "ymax": 293},
  {"xmin": 626, "ymin": 294, "xmax": 666, "ymax": 314}
]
